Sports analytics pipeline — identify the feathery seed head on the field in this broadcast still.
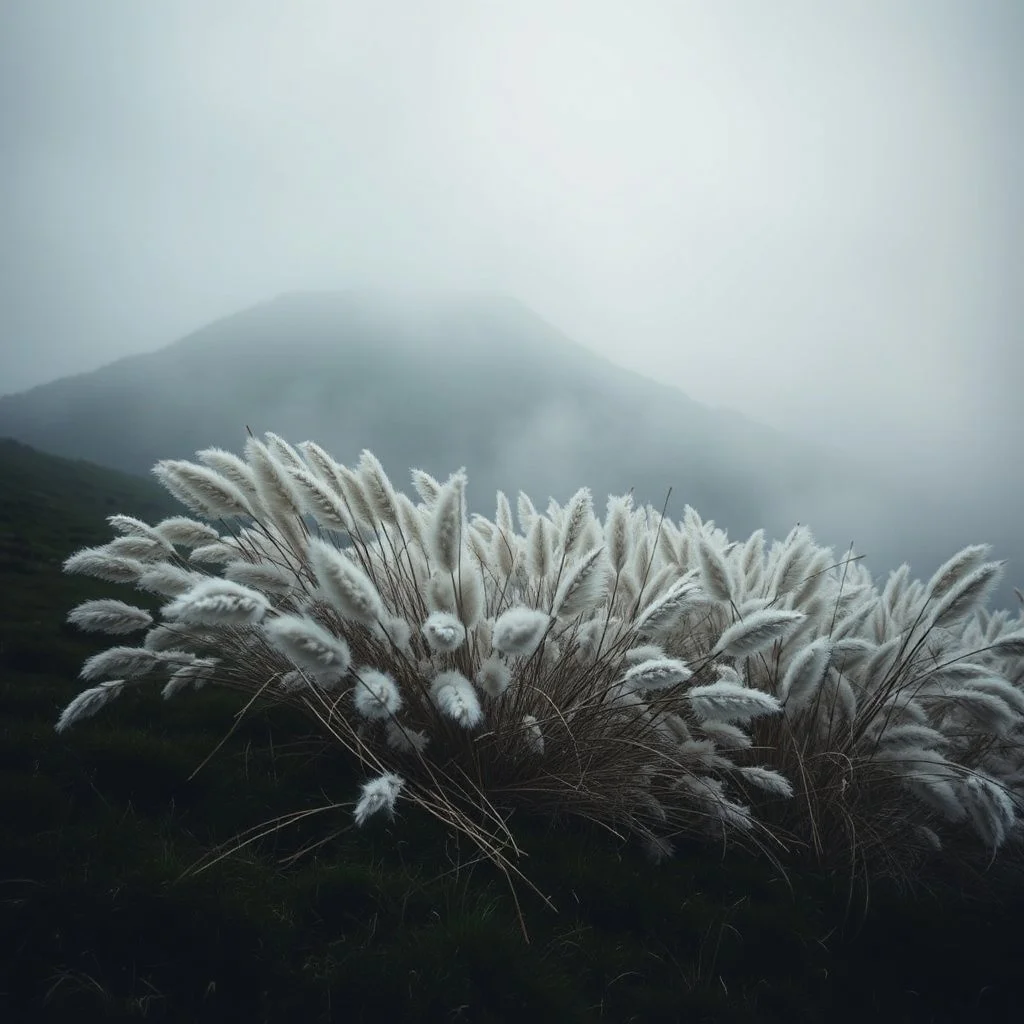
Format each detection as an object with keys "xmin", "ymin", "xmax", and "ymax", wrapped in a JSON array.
[
  {"xmin": 162, "ymin": 578, "xmax": 271, "ymax": 626},
  {"xmin": 63, "ymin": 546, "xmax": 146, "ymax": 584},
  {"xmin": 153, "ymin": 459, "xmax": 252, "ymax": 519},
  {"xmin": 431, "ymin": 670, "xmax": 484, "ymax": 728},
  {"xmin": 307, "ymin": 536, "xmax": 384, "ymax": 625},
  {"xmin": 263, "ymin": 613, "xmax": 352, "ymax": 680},
  {"xmin": 429, "ymin": 471, "xmax": 467, "ymax": 574},
  {"xmin": 353, "ymin": 772, "xmax": 405, "ymax": 827},
  {"xmin": 476, "ymin": 654, "xmax": 512, "ymax": 698},
  {"xmin": 358, "ymin": 449, "xmax": 400, "ymax": 524},
  {"xmin": 421, "ymin": 611, "xmax": 468, "ymax": 652},
  {"xmin": 492, "ymin": 606, "xmax": 551, "ymax": 657},
  {"xmin": 621, "ymin": 657, "xmax": 693, "ymax": 693},
  {"xmin": 352, "ymin": 668, "xmax": 403, "ymax": 720},
  {"xmin": 67, "ymin": 599, "xmax": 153, "ymax": 635}
]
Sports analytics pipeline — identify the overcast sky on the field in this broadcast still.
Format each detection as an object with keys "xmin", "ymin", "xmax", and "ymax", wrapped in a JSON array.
[{"xmin": 1, "ymin": 1, "xmax": 1021, "ymax": 486}]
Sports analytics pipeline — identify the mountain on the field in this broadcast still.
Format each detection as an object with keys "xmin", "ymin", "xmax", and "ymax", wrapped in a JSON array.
[{"xmin": 0, "ymin": 289, "xmax": 1019, "ymax": 606}]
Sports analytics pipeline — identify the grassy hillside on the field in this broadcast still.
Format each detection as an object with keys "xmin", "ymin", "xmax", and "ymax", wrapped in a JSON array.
[
  {"xmin": 0, "ymin": 438, "xmax": 182, "ymax": 678},
  {"xmin": 1, "ymin": 440, "xmax": 1022, "ymax": 1021}
]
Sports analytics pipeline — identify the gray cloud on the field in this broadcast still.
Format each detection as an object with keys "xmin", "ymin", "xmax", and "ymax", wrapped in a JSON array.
[{"xmin": 1, "ymin": 1, "xmax": 1021, "ymax": 591}]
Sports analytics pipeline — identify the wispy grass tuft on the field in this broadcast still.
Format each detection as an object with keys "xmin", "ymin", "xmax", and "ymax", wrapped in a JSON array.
[{"xmin": 56, "ymin": 434, "xmax": 1024, "ymax": 910}]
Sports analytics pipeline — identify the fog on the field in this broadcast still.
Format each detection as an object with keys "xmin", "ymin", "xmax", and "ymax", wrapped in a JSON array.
[{"xmin": 1, "ymin": 2, "xmax": 1021, "ymax": 588}]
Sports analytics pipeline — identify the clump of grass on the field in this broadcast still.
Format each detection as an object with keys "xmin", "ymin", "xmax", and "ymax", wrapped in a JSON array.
[
  {"xmin": 55, "ymin": 433, "xmax": 1024, "ymax": 912},
  {"xmin": 734, "ymin": 537, "xmax": 1024, "ymax": 890}
]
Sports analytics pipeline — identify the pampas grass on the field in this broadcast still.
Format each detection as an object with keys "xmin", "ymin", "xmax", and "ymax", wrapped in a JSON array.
[
  {"xmin": 55, "ymin": 434, "xmax": 1024, "ymax": 908},
  {"xmin": 66, "ymin": 598, "xmax": 154, "ymax": 635}
]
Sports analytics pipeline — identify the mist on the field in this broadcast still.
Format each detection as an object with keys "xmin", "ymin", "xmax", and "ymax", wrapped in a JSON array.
[{"xmin": 1, "ymin": 1, "xmax": 1021, "ymax": 594}]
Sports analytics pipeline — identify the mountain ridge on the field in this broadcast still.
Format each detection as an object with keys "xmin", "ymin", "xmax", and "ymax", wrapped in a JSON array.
[
  {"xmin": 0, "ymin": 288, "xmax": 865, "ymax": 474},
  {"xmin": 0, "ymin": 290, "xmax": 1018, "ymax": 605}
]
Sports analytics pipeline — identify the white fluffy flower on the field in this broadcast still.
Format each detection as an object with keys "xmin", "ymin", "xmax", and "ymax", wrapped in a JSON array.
[
  {"xmin": 735, "ymin": 765, "xmax": 794, "ymax": 799},
  {"xmin": 353, "ymin": 772, "xmax": 405, "ymax": 827},
  {"xmin": 687, "ymin": 681, "xmax": 783, "ymax": 725},
  {"xmin": 621, "ymin": 657, "xmax": 693, "ymax": 693},
  {"xmin": 551, "ymin": 547, "xmax": 608, "ymax": 619},
  {"xmin": 634, "ymin": 578, "xmax": 702, "ymax": 636},
  {"xmin": 475, "ymin": 654, "xmax": 511, "ymax": 698},
  {"xmin": 136, "ymin": 564, "xmax": 202, "ymax": 597},
  {"xmin": 779, "ymin": 639, "xmax": 834, "ymax": 712},
  {"xmin": 152, "ymin": 459, "xmax": 252, "ymax": 519},
  {"xmin": 63, "ymin": 546, "xmax": 145, "ymax": 584},
  {"xmin": 55, "ymin": 681, "xmax": 126, "ymax": 733},
  {"xmin": 491, "ymin": 607, "xmax": 551, "ymax": 657},
  {"xmin": 263, "ymin": 613, "xmax": 351, "ymax": 681},
  {"xmin": 67, "ymin": 599, "xmax": 153, "ymax": 635},
  {"xmin": 306, "ymin": 536, "xmax": 384, "ymax": 625},
  {"xmin": 162, "ymin": 657, "xmax": 219, "ymax": 699},
  {"xmin": 153, "ymin": 516, "xmax": 221, "ymax": 548},
  {"xmin": 352, "ymin": 668, "xmax": 403, "ymax": 720},
  {"xmin": 421, "ymin": 611, "xmax": 467, "ymax": 653},
  {"xmin": 161, "ymin": 578, "xmax": 270, "ymax": 626},
  {"xmin": 712, "ymin": 609, "xmax": 805, "ymax": 658},
  {"xmin": 429, "ymin": 472, "xmax": 467, "ymax": 574},
  {"xmin": 80, "ymin": 646, "xmax": 163, "ymax": 681},
  {"xmin": 431, "ymin": 670, "xmax": 484, "ymax": 728}
]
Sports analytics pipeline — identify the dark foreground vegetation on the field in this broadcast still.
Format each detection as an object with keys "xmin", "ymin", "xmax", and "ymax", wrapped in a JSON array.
[{"xmin": 1, "ymin": 437, "xmax": 1021, "ymax": 1023}]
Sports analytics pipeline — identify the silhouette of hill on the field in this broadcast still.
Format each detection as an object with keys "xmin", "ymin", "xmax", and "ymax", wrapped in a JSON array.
[{"xmin": 0, "ymin": 290, "xmax": 1018, "ymax": 603}]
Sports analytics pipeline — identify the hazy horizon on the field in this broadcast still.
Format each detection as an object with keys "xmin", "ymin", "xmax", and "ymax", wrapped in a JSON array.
[{"xmin": 2, "ymin": 1, "xmax": 1021, "ymax": 581}]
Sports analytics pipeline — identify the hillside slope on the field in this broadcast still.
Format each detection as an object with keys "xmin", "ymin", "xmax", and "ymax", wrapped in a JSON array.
[
  {"xmin": 0, "ymin": 438, "xmax": 180, "ymax": 676},
  {"xmin": 0, "ymin": 290, "xmax": 1018, "ymax": 603}
]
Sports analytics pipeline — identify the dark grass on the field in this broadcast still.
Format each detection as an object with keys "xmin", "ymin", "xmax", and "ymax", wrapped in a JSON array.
[{"xmin": 2, "ymin": 438, "xmax": 1023, "ymax": 1022}]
